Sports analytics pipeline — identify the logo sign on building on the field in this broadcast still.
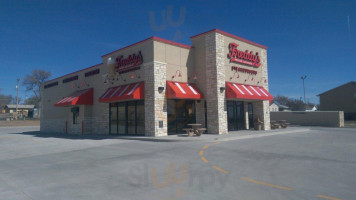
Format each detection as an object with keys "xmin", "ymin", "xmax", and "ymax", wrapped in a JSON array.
[
  {"xmin": 227, "ymin": 43, "xmax": 261, "ymax": 67},
  {"xmin": 115, "ymin": 51, "xmax": 143, "ymax": 74}
]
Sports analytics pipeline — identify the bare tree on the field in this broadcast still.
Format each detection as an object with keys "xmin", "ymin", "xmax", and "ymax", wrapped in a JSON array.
[{"xmin": 22, "ymin": 70, "xmax": 51, "ymax": 104}]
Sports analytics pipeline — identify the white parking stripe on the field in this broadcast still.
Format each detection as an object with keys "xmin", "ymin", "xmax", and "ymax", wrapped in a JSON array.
[
  {"xmin": 127, "ymin": 83, "xmax": 140, "ymax": 95},
  {"xmin": 250, "ymin": 86, "xmax": 261, "ymax": 96},
  {"xmin": 175, "ymin": 82, "xmax": 186, "ymax": 94},
  {"xmin": 187, "ymin": 84, "xmax": 198, "ymax": 95},
  {"xmin": 242, "ymin": 85, "xmax": 253, "ymax": 95},
  {"xmin": 233, "ymin": 84, "xmax": 245, "ymax": 95}
]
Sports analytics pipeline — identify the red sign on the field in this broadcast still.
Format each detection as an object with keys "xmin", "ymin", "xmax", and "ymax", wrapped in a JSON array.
[
  {"xmin": 232, "ymin": 66, "xmax": 257, "ymax": 75},
  {"xmin": 115, "ymin": 51, "xmax": 143, "ymax": 73},
  {"xmin": 227, "ymin": 43, "xmax": 261, "ymax": 67}
]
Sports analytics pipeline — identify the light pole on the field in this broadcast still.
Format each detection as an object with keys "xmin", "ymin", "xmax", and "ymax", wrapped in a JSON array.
[
  {"xmin": 301, "ymin": 75, "xmax": 307, "ymax": 103},
  {"xmin": 16, "ymin": 78, "xmax": 20, "ymax": 120}
]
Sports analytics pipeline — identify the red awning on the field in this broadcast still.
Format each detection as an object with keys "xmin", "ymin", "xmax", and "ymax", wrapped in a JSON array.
[
  {"xmin": 99, "ymin": 82, "xmax": 144, "ymax": 103},
  {"xmin": 54, "ymin": 88, "xmax": 93, "ymax": 107},
  {"xmin": 166, "ymin": 81, "xmax": 204, "ymax": 99},
  {"xmin": 226, "ymin": 82, "xmax": 273, "ymax": 101}
]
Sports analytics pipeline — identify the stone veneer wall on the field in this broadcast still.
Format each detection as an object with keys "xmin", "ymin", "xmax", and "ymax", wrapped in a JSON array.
[
  {"xmin": 252, "ymin": 49, "xmax": 271, "ymax": 130},
  {"xmin": 205, "ymin": 32, "xmax": 228, "ymax": 134},
  {"xmin": 144, "ymin": 61, "xmax": 168, "ymax": 136}
]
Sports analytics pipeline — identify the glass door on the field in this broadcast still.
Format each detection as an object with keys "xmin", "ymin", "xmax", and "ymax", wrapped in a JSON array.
[
  {"xmin": 168, "ymin": 99, "xmax": 196, "ymax": 134},
  {"xmin": 110, "ymin": 103, "xmax": 118, "ymax": 134},
  {"xmin": 227, "ymin": 101, "xmax": 245, "ymax": 131}
]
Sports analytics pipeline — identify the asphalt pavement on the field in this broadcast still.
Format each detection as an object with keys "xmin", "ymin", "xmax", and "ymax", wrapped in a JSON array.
[{"xmin": 0, "ymin": 126, "xmax": 355, "ymax": 200}]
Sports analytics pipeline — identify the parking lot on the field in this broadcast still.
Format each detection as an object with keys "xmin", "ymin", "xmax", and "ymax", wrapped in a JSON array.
[{"xmin": 0, "ymin": 126, "xmax": 355, "ymax": 200}]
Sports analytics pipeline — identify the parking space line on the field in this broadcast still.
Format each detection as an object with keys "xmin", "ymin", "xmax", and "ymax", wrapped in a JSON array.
[
  {"xmin": 212, "ymin": 165, "xmax": 229, "ymax": 174},
  {"xmin": 201, "ymin": 156, "xmax": 208, "ymax": 163},
  {"xmin": 316, "ymin": 195, "xmax": 343, "ymax": 200},
  {"xmin": 242, "ymin": 177, "xmax": 293, "ymax": 191}
]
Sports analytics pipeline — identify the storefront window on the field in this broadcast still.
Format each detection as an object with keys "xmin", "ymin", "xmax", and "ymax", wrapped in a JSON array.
[
  {"xmin": 168, "ymin": 99, "xmax": 196, "ymax": 134},
  {"xmin": 71, "ymin": 107, "xmax": 79, "ymax": 124},
  {"xmin": 109, "ymin": 100, "xmax": 144, "ymax": 135}
]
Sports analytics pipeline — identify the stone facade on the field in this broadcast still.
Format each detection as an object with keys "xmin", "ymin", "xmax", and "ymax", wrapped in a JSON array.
[
  {"xmin": 144, "ymin": 61, "xmax": 168, "ymax": 136},
  {"xmin": 205, "ymin": 32, "xmax": 228, "ymax": 135},
  {"xmin": 41, "ymin": 29, "xmax": 271, "ymax": 136}
]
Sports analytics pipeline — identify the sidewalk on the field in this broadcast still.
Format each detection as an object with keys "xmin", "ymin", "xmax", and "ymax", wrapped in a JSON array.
[{"xmin": 114, "ymin": 126, "xmax": 311, "ymax": 143}]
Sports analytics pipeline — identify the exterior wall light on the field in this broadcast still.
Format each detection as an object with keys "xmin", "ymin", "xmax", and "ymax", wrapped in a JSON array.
[
  {"xmin": 220, "ymin": 87, "xmax": 225, "ymax": 92},
  {"xmin": 158, "ymin": 86, "xmax": 164, "ymax": 93}
]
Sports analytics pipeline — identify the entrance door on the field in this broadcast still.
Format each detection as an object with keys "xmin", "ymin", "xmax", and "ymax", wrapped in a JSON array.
[
  {"xmin": 168, "ymin": 99, "xmax": 196, "ymax": 134},
  {"xmin": 227, "ymin": 101, "xmax": 245, "ymax": 131},
  {"xmin": 109, "ymin": 101, "xmax": 144, "ymax": 135}
]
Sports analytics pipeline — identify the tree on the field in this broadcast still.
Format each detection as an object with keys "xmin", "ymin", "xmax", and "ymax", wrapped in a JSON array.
[
  {"xmin": 24, "ymin": 95, "xmax": 40, "ymax": 107},
  {"xmin": 22, "ymin": 69, "xmax": 51, "ymax": 105},
  {"xmin": 273, "ymin": 95, "xmax": 308, "ymax": 111},
  {"xmin": 0, "ymin": 93, "xmax": 13, "ymax": 107}
]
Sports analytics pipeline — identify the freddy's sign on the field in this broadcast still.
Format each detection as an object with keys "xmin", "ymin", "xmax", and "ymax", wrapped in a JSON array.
[
  {"xmin": 227, "ymin": 43, "xmax": 261, "ymax": 67},
  {"xmin": 115, "ymin": 51, "xmax": 143, "ymax": 73}
]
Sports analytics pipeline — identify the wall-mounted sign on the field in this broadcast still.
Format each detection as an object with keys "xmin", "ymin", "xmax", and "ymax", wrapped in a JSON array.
[
  {"xmin": 115, "ymin": 51, "xmax": 143, "ymax": 74},
  {"xmin": 232, "ymin": 66, "xmax": 257, "ymax": 75},
  {"xmin": 227, "ymin": 43, "xmax": 261, "ymax": 67}
]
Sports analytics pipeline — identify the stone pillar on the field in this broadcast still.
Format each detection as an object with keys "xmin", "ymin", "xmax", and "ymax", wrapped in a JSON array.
[
  {"xmin": 260, "ymin": 48, "xmax": 271, "ymax": 130},
  {"xmin": 144, "ymin": 61, "xmax": 168, "ymax": 136},
  {"xmin": 205, "ymin": 32, "xmax": 228, "ymax": 134},
  {"xmin": 195, "ymin": 100, "xmax": 206, "ymax": 128},
  {"xmin": 253, "ymin": 100, "xmax": 271, "ymax": 130}
]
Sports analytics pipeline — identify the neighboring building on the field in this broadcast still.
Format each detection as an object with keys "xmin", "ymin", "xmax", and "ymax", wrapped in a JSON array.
[
  {"xmin": 270, "ymin": 103, "xmax": 279, "ymax": 112},
  {"xmin": 41, "ymin": 29, "xmax": 273, "ymax": 136},
  {"xmin": 318, "ymin": 81, "xmax": 356, "ymax": 120},
  {"xmin": 269, "ymin": 103, "xmax": 291, "ymax": 112},
  {"xmin": 2, "ymin": 104, "xmax": 35, "ymax": 118},
  {"xmin": 306, "ymin": 105, "xmax": 318, "ymax": 112}
]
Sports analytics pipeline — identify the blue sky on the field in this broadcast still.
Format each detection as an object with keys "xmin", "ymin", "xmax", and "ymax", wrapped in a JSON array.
[{"xmin": 0, "ymin": 0, "xmax": 355, "ymax": 104}]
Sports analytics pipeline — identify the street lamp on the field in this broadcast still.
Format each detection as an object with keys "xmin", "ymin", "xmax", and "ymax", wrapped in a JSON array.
[{"xmin": 301, "ymin": 75, "xmax": 307, "ymax": 103}]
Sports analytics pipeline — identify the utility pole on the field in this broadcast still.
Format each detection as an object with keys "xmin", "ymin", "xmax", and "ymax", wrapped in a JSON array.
[
  {"xmin": 301, "ymin": 75, "xmax": 307, "ymax": 103},
  {"xmin": 16, "ymin": 78, "xmax": 19, "ymax": 120}
]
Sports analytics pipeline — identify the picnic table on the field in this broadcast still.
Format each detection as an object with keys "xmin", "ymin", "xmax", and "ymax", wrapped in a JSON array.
[
  {"xmin": 183, "ymin": 124, "xmax": 207, "ymax": 136},
  {"xmin": 271, "ymin": 120, "xmax": 290, "ymax": 129}
]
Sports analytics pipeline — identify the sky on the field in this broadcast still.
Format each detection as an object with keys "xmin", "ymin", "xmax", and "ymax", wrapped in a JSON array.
[{"xmin": 0, "ymin": 0, "xmax": 355, "ymax": 104}]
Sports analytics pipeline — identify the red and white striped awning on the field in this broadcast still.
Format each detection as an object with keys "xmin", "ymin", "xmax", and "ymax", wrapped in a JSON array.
[
  {"xmin": 99, "ymin": 82, "xmax": 144, "ymax": 103},
  {"xmin": 166, "ymin": 81, "xmax": 204, "ymax": 99},
  {"xmin": 226, "ymin": 82, "xmax": 273, "ymax": 101},
  {"xmin": 54, "ymin": 88, "xmax": 93, "ymax": 107}
]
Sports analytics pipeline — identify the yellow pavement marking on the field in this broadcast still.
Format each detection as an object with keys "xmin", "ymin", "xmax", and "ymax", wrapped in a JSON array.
[
  {"xmin": 316, "ymin": 195, "xmax": 343, "ymax": 200},
  {"xmin": 201, "ymin": 156, "xmax": 209, "ymax": 163},
  {"xmin": 202, "ymin": 145, "xmax": 209, "ymax": 149},
  {"xmin": 213, "ymin": 142, "xmax": 220, "ymax": 145},
  {"xmin": 212, "ymin": 165, "xmax": 229, "ymax": 174},
  {"xmin": 242, "ymin": 177, "xmax": 293, "ymax": 191},
  {"xmin": 199, "ymin": 150, "xmax": 204, "ymax": 156}
]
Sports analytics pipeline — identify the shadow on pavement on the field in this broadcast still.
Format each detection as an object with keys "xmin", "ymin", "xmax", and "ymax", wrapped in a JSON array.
[{"xmin": 8, "ymin": 131, "xmax": 187, "ymax": 142}]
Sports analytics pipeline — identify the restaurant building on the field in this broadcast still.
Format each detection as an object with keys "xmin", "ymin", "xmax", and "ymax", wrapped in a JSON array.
[{"xmin": 41, "ymin": 29, "xmax": 273, "ymax": 136}]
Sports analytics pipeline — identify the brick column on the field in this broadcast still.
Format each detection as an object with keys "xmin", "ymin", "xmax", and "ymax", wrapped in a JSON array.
[
  {"xmin": 195, "ymin": 100, "xmax": 206, "ymax": 128},
  {"xmin": 260, "ymin": 49, "xmax": 271, "ymax": 130},
  {"xmin": 144, "ymin": 61, "xmax": 168, "ymax": 136},
  {"xmin": 205, "ymin": 32, "xmax": 228, "ymax": 134}
]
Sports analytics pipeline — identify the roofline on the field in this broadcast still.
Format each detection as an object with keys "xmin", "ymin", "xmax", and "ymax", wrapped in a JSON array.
[
  {"xmin": 44, "ymin": 63, "xmax": 102, "ymax": 84},
  {"xmin": 190, "ymin": 28, "xmax": 267, "ymax": 49},
  {"xmin": 317, "ymin": 81, "xmax": 356, "ymax": 96},
  {"xmin": 101, "ymin": 36, "xmax": 191, "ymax": 58}
]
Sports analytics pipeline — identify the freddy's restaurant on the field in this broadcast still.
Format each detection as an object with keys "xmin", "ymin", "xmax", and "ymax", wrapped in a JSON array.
[{"xmin": 41, "ymin": 29, "xmax": 273, "ymax": 136}]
